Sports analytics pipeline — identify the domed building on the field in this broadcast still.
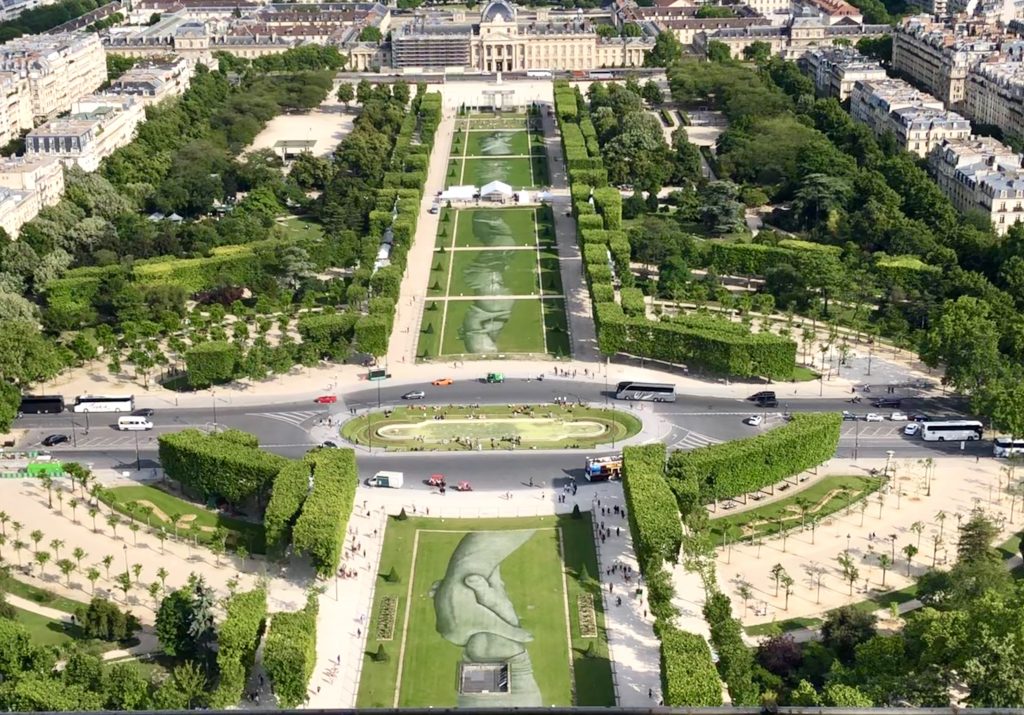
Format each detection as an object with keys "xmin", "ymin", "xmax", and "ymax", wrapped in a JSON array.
[{"xmin": 391, "ymin": 0, "xmax": 652, "ymax": 71}]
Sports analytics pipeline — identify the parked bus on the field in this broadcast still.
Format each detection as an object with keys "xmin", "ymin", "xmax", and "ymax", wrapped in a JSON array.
[
  {"xmin": 920, "ymin": 420, "xmax": 984, "ymax": 442},
  {"xmin": 72, "ymin": 395, "xmax": 135, "ymax": 413},
  {"xmin": 18, "ymin": 395, "xmax": 64, "ymax": 414},
  {"xmin": 994, "ymin": 437, "xmax": 1024, "ymax": 457},
  {"xmin": 526, "ymin": 69, "xmax": 552, "ymax": 78},
  {"xmin": 615, "ymin": 381, "xmax": 676, "ymax": 402},
  {"xmin": 585, "ymin": 455, "xmax": 623, "ymax": 481}
]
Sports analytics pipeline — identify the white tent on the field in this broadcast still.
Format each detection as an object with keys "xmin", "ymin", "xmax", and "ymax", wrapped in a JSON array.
[
  {"xmin": 516, "ymin": 190, "xmax": 531, "ymax": 205},
  {"xmin": 439, "ymin": 185, "xmax": 477, "ymax": 202},
  {"xmin": 480, "ymin": 180, "xmax": 513, "ymax": 200}
]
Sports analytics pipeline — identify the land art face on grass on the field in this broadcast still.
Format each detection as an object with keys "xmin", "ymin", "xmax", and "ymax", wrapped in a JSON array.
[
  {"xmin": 432, "ymin": 530, "xmax": 541, "ymax": 706},
  {"xmin": 477, "ymin": 131, "xmax": 519, "ymax": 156}
]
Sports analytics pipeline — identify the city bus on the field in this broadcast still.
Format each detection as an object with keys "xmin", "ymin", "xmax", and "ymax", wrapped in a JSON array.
[
  {"xmin": 18, "ymin": 395, "xmax": 65, "ymax": 414},
  {"xmin": 614, "ymin": 381, "xmax": 676, "ymax": 402},
  {"xmin": 585, "ymin": 455, "xmax": 623, "ymax": 481},
  {"xmin": 72, "ymin": 395, "xmax": 135, "ymax": 413},
  {"xmin": 920, "ymin": 420, "xmax": 984, "ymax": 442},
  {"xmin": 994, "ymin": 437, "xmax": 1024, "ymax": 457}
]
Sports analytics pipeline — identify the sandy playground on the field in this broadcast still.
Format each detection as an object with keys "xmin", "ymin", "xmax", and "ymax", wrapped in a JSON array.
[{"xmin": 247, "ymin": 94, "xmax": 355, "ymax": 159}]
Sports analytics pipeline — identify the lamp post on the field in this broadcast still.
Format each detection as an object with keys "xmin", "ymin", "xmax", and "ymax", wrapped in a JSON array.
[
  {"xmin": 211, "ymin": 389, "xmax": 218, "ymax": 429},
  {"xmin": 70, "ymin": 417, "xmax": 78, "ymax": 447},
  {"xmin": 134, "ymin": 431, "xmax": 141, "ymax": 471},
  {"xmin": 885, "ymin": 449, "xmax": 895, "ymax": 481},
  {"xmin": 122, "ymin": 544, "xmax": 129, "ymax": 574}
]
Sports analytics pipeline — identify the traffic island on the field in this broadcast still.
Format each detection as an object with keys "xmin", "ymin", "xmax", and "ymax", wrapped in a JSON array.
[{"xmin": 340, "ymin": 404, "xmax": 642, "ymax": 451}]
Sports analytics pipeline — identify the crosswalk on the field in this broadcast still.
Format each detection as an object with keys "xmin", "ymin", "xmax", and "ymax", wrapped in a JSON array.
[
  {"xmin": 671, "ymin": 430, "xmax": 722, "ymax": 450},
  {"xmin": 245, "ymin": 410, "xmax": 322, "ymax": 428},
  {"xmin": 840, "ymin": 424, "xmax": 904, "ymax": 440}
]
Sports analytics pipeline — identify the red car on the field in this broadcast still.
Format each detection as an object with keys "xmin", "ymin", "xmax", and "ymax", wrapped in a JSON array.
[{"xmin": 314, "ymin": 395, "xmax": 338, "ymax": 404}]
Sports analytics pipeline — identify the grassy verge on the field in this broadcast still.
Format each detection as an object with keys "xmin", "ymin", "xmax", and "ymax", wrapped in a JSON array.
[
  {"xmin": 5, "ymin": 604, "xmax": 128, "ymax": 652},
  {"xmin": 1, "ymin": 571, "xmax": 88, "ymax": 613},
  {"xmin": 99, "ymin": 484, "xmax": 266, "ymax": 554},
  {"xmin": 791, "ymin": 365, "xmax": 820, "ymax": 382},
  {"xmin": 340, "ymin": 404, "xmax": 642, "ymax": 451},
  {"xmin": 709, "ymin": 475, "xmax": 882, "ymax": 543},
  {"xmin": 355, "ymin": 513, "xmax": 613, "ymax": 707}
]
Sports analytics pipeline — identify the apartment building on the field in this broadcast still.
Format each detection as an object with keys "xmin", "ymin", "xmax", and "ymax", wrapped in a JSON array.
[
  {"xmin": 0, "ymin": 154, "xmax": 64, "ymax": 238},
  {"xmin": 0, "ymin": 0, "xmax": 58, "ymax": 23},
  {"xmin": 850, "ymin": 77, "xmax": 971, "ymax": 156},
  {"xmin": 964, "ymin": 59, "xmax": 1024, "ymax": 141},
  {"xmin": 694, "ymin": 16, "xmax": 889, "ymax": 59},
  {"xmin": 928, "ymin": 136, "xmax": 1024, "ymax": 234},
  {"xmin": 106, "ymin": 56, "xmax": 193, "ymax": 105},
  {"xmin": 0, "ymin": 33, "xmax": 106, "ymax": 121},
  {"xmin": 0, "ymin": 71, "xmax": 31, "ymax": 148},
  {"xmin": 800, "ymin": 46, "xmax": 888, "ymax": 101},
  {"xmin": 26, "ymin": 95, "xmax": 144, "ymax": 171},
  {"xmin": 892, "ymin": 15, "xmax": 1002, "ymax": 109}
]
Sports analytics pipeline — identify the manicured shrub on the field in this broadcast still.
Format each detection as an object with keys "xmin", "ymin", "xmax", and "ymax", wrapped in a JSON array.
[
  {"xmin": 291, "ymin": 449, "xmax": 358, "ymax": 576},
  {"xmin": 185, "ymin": 341, "xmax": 239, "ymax": 388},
  {"xmin": 660, "ymin": 626, "xmax": 723, "ymax": 706},
  {"xmin": 622, "ymin": 444, "xmax": 682, "ymax": 565},
  {"xmin": 264, "ymin": 595, "xmax": 318, "ymax": 708},
  {"xmin": 264, "ymin": 461, "xmax": 310, "ymax": 552},
  {"xmin": 212, "ymin": 587, "xmax": 267, "ymax": 708}
]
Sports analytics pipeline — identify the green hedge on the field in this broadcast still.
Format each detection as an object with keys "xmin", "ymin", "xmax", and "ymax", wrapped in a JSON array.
[
  {"xmin": 212, "ymin": 586, "xmax": 267, "ymax": 708},
  {"xmin": 660, "ymin": 626, "xmax": 723, "ymax": 706},
  {"xmin": 291, "ymin": 448, "xmax": 358, "ymax": 577},
  {"xmin": 620, "ymin": 287, "xmax": 646, "ymax": 317},
  {"xmin": 158, "ymin": 429, "xmax": 289, "ymax": 506},
  {"xmin": 703, "ymin": 591, "xmax": 759, "ymax": 704},
  {"xmin": 297, "ymin": 312, "xmax": 358, "ymax": 359},
  {"xmin": 666, "ymin": 412, "xmax": 841, "ymax": 503},
  {"xmin": 622, "ymin": 445, "xmax": 681, "ymax": 566},
  {"xmin": 264, "ymin": 461, "xmax": 310, "ymax": 553},
  {"xmin": 591, "ymin": 282, "xmax": 615, "ymax": 303},
  {"xmin": 583, "ymin": 243, "xmax": 609, "ymax": 266},
  {"xmin": 264, "ymin": 594, "xmax": 318, "ymax": 708},
  {"xmin": 577, "ymin": 213, "xmax": 604, "ymax": 231},
  {"xmin": 185, "ymin": 341, "xmax": 240, "ymax": 389},
  {"xmin": 592, "ymin": 187, "xmax": 622, "ymax": 230}
]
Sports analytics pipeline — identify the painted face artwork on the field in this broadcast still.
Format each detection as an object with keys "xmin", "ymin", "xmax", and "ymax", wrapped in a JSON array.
[
  {"xmin": 458, "ymin": 212, "xmax": 519, "ymax": 353},
  {"xmin": 478, "ymin": 131, "xmax": 516, "ymax": 156}
]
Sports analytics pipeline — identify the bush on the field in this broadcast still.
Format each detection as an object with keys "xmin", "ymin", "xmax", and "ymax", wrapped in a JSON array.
[
  {"xmin": 211, "ymin": 587, "xmax": 267, "ymax": 708},
  {"xmin": 620, "ymin": 287, "xmax": 646, "ymax": 317},
  {"xmin": 185, "ymin": 341, "xmax": 239, "ymax": 388},
  {"xmin": 703, "ymin": 591, "xmax": 759, "ymax": 704},
  {"xmin": 291, "ymin": 449, "xmax": 358, "ymax": 576},
  {"xmin": 264, "ymin": 460, "xmax": 309, "ymax": 553},
  {"xmin": 158, "ymin": 429, "xmax": 288, "ymax": 506},
  {"xmin": 660, "ymin": 626, "xmax": 723, "ymax": 705},
  {"xmin": 622, "ymin": 445, "xmax": 682, "ymax": 566},
  {"xmin": 665, "ymin": 412, "xmax": 841, "ymax": 503},
  {"xmin": 264, "ymin": 595, "xmax": 318, "ymax": 708},
  {"xmin": 75, "ymin": 598, "xmax": 140, "ymax": 642}
]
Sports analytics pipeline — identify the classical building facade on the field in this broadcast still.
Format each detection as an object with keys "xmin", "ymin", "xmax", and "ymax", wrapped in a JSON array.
[
  {"xmin": 0, "ymin": 154, "xmax": 64, "ymax": 238},
  {"xmin": 929, "ymin": 135, "xmax": 1024, "ymax": 234},
  {"xmin": 800, "ymin": 46, "xmax": 888, "ymax": 100},
  {"xmin": 0, "ymin": 33, "xmax": 107, "ymax": 121},
  {"xmin": 26, "ymin": 95, "xmax": 144, "ymax": 171},
  {"xmin": 964, "ymin": 58, "xmax": 1024, "ymax": 140},
  {"xmin": 392, "ymin": 0, "xmax": 651, "ymax": 71},
  {"xmin": 850, "ymin": 77, "xmax": 971, "ymax": 156},
  {"xmin": 106, "ymin": 56, "xmax": 193, "ymax": 105}
]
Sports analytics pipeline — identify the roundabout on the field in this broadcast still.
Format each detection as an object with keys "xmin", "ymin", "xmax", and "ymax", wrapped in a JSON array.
[{"xmin": 339, "ymin": 404, "xmax": 642, "ymax": 451}]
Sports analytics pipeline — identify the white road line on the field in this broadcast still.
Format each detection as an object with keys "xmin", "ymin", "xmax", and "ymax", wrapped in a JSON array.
[{"xmin": 246, "ymin": 411, "xmax": 320, "ymax": 427}]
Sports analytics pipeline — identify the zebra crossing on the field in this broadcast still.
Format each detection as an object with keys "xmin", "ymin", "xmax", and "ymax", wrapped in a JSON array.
[
  {"xmin": 245, "ymin": 410, "xmax": 323, "ymax": 428},
  {"xmin": 670, "ymin": 429, "xmax": 722, "ymax": 450}
]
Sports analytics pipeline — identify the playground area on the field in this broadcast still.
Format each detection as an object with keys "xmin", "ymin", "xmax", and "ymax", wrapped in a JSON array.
[{"xmin": 246, "ymin": 94, "xmax": 355, "ymax": 160}]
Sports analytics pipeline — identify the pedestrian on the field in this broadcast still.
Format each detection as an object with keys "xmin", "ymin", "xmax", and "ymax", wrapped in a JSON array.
[
  {"xmin": 609, "ymin": 582, "xmax": 613, "ymax": 593},
  {"xmin": 649, "ymin": 688, "xmax": 653, "ymax": 699},
  {"xmin": 616, "ymin": 527, "xmax": 620, "ymax": 537},
  {"xmin": 643, "ymin": 608, "xmax": 647, "ymax": 618},
  {"xmin": 616, "ymin": 596, "xmax": 622, "ymax": 606},
  {"xmin": 529, "ymin": 477, "xmax": 534, "ymax": 487},
  {"xmin": 601, "ymin": 534, "xmax": 605, "ymax": 543},
  {"xmin": 357, "ymin": 628, "xmax": 362, "ymax": 637},
  {"xmin": 317, "ymin": 686, "xmax": 321, "ymax": 694}
]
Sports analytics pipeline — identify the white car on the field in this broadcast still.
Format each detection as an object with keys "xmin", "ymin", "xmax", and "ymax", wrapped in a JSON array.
[
  {"xmin": 904, "ymin": 422, "xmax": 921, "ymax": 436},
  {"xmin": 889, "ymin": 411, "xmax": 909, "ymax": 422},
  {"xmin": 865, "ymin": 413, "xmax": 884, "ymax": 422},
  {"xmin": 745, "ymin": 415, "xmax": 763, "ymax": 426}
]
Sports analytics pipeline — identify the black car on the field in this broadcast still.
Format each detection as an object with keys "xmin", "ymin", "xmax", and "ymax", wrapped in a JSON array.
[
  {"xmin": 753, "ymin": 394, "xmax": 779, "ymax": 407},
  {"xmin": 872, "ymin": 398, "xmax": 902, "ymax": 408},
  {"xmin": 321, "ymin": 441, "xmax": 338, "ymax": 448},
  {"xmin": 842, "ymin": 411, "xmax": 858, "ymax": 421},
  {"xmin": 911, "ymin": 413, "xmax": 931, "ymax": 422},
  {"xmin": 42, "ymin": 434, "xmax": 69, "ymax": 447},
  {"xmin": 748, "ymin": 391, "xmax": 776, "ymax": 402},
  {"xmin": 132, "ymin": 408, "xmax": 155, "ymax": 417}
]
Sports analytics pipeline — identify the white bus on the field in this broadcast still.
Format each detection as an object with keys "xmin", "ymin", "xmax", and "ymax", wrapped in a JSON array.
[
  {"xmin": 72, "ymin": 395, "xmax": 135, "ymax": 413},
  {"xmin": 117, "ymin": 416, "xmax": 153, "ymax": 431},
  {"xmin": 994, "ymin": 437, "xmax": 1024, "ymax": 457},
  {"xmin": 920, "ymin": 420, "xmax": 984, "ymax": 442},
  {"xmin": 526, "ymin": 69, "xmax": 552, "ymax": 78}
]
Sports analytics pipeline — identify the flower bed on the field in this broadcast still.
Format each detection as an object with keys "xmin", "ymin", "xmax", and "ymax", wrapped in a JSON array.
[
  {"xmin": 578, "ymin": 593, "xmax": 597, "ymax": 638},
  {"xmin": 377, "ymin": 595, "xmax": 398, "ymax": 641}
]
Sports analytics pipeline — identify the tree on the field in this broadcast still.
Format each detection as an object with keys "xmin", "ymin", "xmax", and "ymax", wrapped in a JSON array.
[
  {"xmin": 957, "ymin": 507, "xmax": 1000, "ymax": 564},
  {"xmin": 88, "ymin": 507, "xmax": 99, "ymax": 532},
  {"xmin": 116, "ymin": 571, "xmax": 132, "ymax": 603},
  {"xmin": 699, "ymin": 180, "xmax": 745, "ymax": 235},
  {"xmin": 106, "ymin": 513, "xmax": 120, "ymax": 537},
  {"xmin": 780, "ymin": 573, "xmax": 795, "ymax": 610},
  {"xmin": 771, "ymin": 563, "xmax": 786, "ymax": 597},
  {"xmin": 645, "ymin": 31, "xmax": 684, "ymax": 67},
  {"xmin": 707, "ymin": 40, "xmax": 733, "ymax": 63},
  {"xmin": 157, "ymin": 566, "xmax": 169, "ymax": 590},
  {"xmin": 902, "ymin": 543, "xmax": 919, "ymax": 575},
  {"xmin": 821, "ymin": 605, "xmax": 877, "ymax": 663},
  {"xmin": 336, "ymin": 83, "xmax": 354, "ymax": 106},
  {"xmin": 105, "ymin": 662, "xmax": 150, "ymax": 710},
  {"xmin": 33, "ymin": 549, "xmax": 50, "ymax": 574},
  {"xmin": 29, "ymin": 529, "xmax": 43, "ymax": 552},
  {"xmin": 756, "ymin": 634, "xmax": 803, "ymax": 677},
  {"xmin": 169, "ymin": 660, "xmax": 209, "ymax": 709},
  {"xmin": 86, "ymin": 567, "xmax": 100, "ymax": 594},
  {"xmin": 742, "ymin": 41, "xmax": 772, "ymax": 64},
  {"xmin": 910, "ymin": 521, "xmax": 925, "ymax": 549},
  {"xmin": 823, "ymin": 683, "xmax": 873, "ymax": 707},
  {"xmin": 11, "ymin": 539, "xmax": 25, "ymax": 566},
  {"xmin": 0, "ymin": 320, "xmax": 63, "ymax": 386},
  {"xmin": 358, "ymin": 25, "xmax": 382, "ymax": 42},
  {"xmin": 877, "ymin": 553, "xmax": 893, "ymax": 586},
  {"xmin": 641, "ymin": 80, "xmax": 662, "ymax": 105},
  {"xmin": 76, "ymin": 597, "xmax": 140, "ymax": 641},
  {"xmin": 920, "ymin": 296, "xmax": 1004, "ymax": 396},
  {"xmin": 48, "ymin": 538, "xmax": 63, "ymax": 560},
  {"xmin": 837, "ymin": 552, "xmax": 859, "ymax": 595},
  {"xmin": 102, "ymin": 554, "xmax": 114, "ymax": 579},
  {"xmin": 57, "ymin": 558, "xmax": 75, "ymax": 586}
]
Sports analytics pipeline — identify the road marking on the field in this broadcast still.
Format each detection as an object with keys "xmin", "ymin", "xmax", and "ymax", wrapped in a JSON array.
[
  {"xmin": 246, "ymin": 411, "xmax": 320, "ymax": 428},
  {"xmin": 671, "ymin": 430, "xmax": 721, "ymax": 450}
]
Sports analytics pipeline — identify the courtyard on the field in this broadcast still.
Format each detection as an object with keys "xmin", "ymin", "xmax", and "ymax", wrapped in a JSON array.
[
  {"xmin": 418, "ymin": 206, "xmax": 569, "ymax": 359},
  {"xmin": 354, "ymin": 513, "xmax": 614, "ymax": 708}
]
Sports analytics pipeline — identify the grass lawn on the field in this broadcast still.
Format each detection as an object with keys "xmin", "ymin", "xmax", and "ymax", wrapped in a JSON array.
[
  {"xmin": 426, "ymin": 253, "xmax": 452, "ymax": 296},
  {"xmin": 531, "ymin": 154, "xmax": 549, "ymax": 186},
  {"xmin": 5, "ymin": 605, "xmax": 127, "ymax": 653},
  {"xmin": 448, "ymin": 249, "xmax": 540, "ymax": 297},
  {"xmin": 539, "ymin": 248, "xmax": 563, "ymax": 294},
  {"xmin": 1, "ymin": 571, "xmax": 88, "ymax": 613},
  {"xmin": 417, "ymin": 312, "xmax": 443, "ymax": 358},
  {"xmin": 440, "ymin": 299, "xmax": 546, "ymax": 355},
  {"xmin": 542, "ymin": 299, "xmax": 571, "ymax": 358},
  {"xmin": 276, "ymin": 216, "xmax": 324, "ymax": 241},
  {"xmin": 791, "ymin": 365, "xmax": 820, "ymax": 382},
  {"xmin": 465, "ymin": 129, "xmax": 531, "ymax": 157},
  {"xmin": 709, "ymin": 475, "xmax": 883, "ymax": 543},
  {"xmin": 453, "ymin": 208, "xmax": 538, "ymax": 248},
  {"xmin": 355, "ymin": 514, "xmax": 613, "ymax": 708},
  {"xmin": 459, "ymin": 157, "xmax": 535, "ymax": 189},
  {"xmin": 101, "ymin": 484, "xmax": 266, "ymax": 554}
]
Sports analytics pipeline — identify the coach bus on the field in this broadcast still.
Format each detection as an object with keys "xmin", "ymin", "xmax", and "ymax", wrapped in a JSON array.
[
  {"xmin": 526, "ymin": 69, "xmax": 552, "ymax": 78},
  {"xmin": 614, "ymin": 381, "xmax": 676, "ymax": 402},
  {"xmin": 72, "ymin": 395, "xmax": 135, "ymax": 413},
  {"xmin": 18, "ymin": 395, "xmax": 65, "ymax": 414},
  {"xmin": 994, "ymin": 437, "xmax": 1024, "ymax": 457},
  {"xmin": 920, "ymin": 420, "xmax": 984, "ymax": 442}
]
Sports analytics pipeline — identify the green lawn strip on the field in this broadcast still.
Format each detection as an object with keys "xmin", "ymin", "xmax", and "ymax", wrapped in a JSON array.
[
  {"xmin": 0, "ymin": 571, "xmax": 88, "ymax": 613},
  {"xmin": 530, "ymin": 154, "xmax": 549, "ymax": 186},
  {"xmin": 708, "ymin": 475, "xmax": 883, "ymax": 543},
  {"xmin": 445, "ymin": 159, "xmax": 462, "ymax": 188},
  {"xmin": 440, "ymin": 298, "xmax": 546, "ymax": 355},
  {"xmin": 455, "ymin": 208, "xmax": 538, "ymax": 248},
  {"xmin": 6, "ymin": 604, "xmax": 124, "ymax": 652},
  {"xmin": 448, "ymin": 250, "xmax": 540, "ymax": 297},
  {"xmin": 791, "ymin": 365, "xmax": 820, "ymax": 382},
  {"xmin": 450, "ymin": 130, "xmax": 467, "ymax": 158},
  {"xmin": 101, "ymin": 484, "xmax": 266, "ymax": 554},
  {"xmin": 426, "ymin": 252, "xmax": 451, "ymax": 295},
  {"xmin": 417, "ymin": 304, "xmax": 444, "ymax": 359},
  {"xmin": 542, "ymin": 299, "xmax": 571, "ymax": 358},
  {"xmin": 462, "ymin": 157, "xmax": 535, "ymax": 189},
  {"xmin": 433, "ymin": 211, "xmax": 457, "ymax": 251},
  {"xmin": 465, "ymin": 129, "xmax": 531, "ymax": 157},
  {"xmin": 539, "ymin": 248, "xmax": 564, "ymax": 294},
  {"xmin": 340, "ymin": 404, "xmax": 642, "ymax": 451},
  {"xmin": 356, "ymin": 515, "xmax": 613, "ymax": 708},
  {"xmin": 276, "ymin": 216, "xmax": 324, "ymax": 241}
]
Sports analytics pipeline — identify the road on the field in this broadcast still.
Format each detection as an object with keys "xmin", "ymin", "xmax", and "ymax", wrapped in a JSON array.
[{"xmin": 15, "ymin": 378, "xmax": 983, "ymax": 488}]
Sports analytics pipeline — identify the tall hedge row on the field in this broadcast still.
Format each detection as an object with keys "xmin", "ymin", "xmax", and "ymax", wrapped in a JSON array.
[
  {"xmin": 264, "ymin": 460, "xmax": 310, "ymax": 552},
  {"xmin": 666, "ymin": 412, "xmax": 842, "ymax": 503},
  {"xmin": 622, "ymin": 445, "xmax": 682, "ymax": 565},
  {"xmin": 158, "ymin": 429, "xmax": 288, "ymax": 506},
  {"xmin": 184, "ymin": 341, "xmax": 240, "ymax": 389},
  {"xmin": 291, "ymin": 448, "xmax": 358, "ymax": 576},
  {"xmin": 212, "ymin": 586, "xmax": 268, "ymax": 708},
  {"xmin": 264, "ymin": 594, "xmax": 318, "ymax": 708},
  {"xmin": 660, "ymin": 627, "xmax": 724, "ymax": 706}
]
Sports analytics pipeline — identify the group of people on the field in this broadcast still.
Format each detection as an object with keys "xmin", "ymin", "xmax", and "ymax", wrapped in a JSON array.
[{"xmin": 557, "ymin": 481, "xmax": 578, "ymax": 503}]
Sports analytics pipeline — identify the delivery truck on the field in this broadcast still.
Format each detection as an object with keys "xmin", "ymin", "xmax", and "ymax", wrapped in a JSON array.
[{"xmin": 366, "ymin": 470, "xmax": 404, "ymax": 488}]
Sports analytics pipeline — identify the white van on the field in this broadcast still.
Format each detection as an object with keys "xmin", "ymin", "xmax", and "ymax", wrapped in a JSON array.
[
  {"xmin": 117, "ymin": 416, "xmax": 153, "ymax": 431},
  {"xmin": 366, "ymin": 470, "xmax": 403, "ymax": 488}
]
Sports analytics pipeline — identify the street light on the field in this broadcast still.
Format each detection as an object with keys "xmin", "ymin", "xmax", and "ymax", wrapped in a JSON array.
[
  {"xmin": 122, "ymin": 544, "xmax": 129, "ymax": 574},
  {"xmin": 885, "ymin": 450, "xmax": 895, "ymax": 481},
  {"xmin": 134, "ymin": 430, "xmax": 141, "ymax": 471},
  {"xmin": 211, "ymin": 389, "xmax": 218, "ymax": 429}
]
